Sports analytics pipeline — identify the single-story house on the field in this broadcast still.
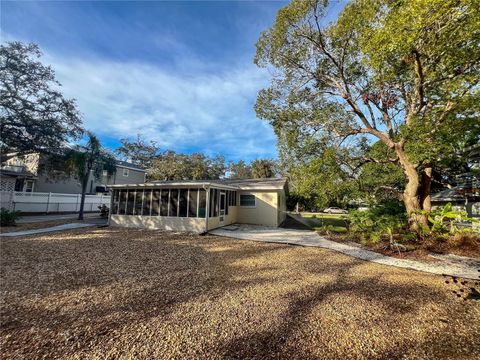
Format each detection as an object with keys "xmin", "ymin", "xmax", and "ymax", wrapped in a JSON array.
[
  {"xmin": 431, "ymin": 186, "xmax": 480, "ymax": 217},
  {"xmin": 108, "ymin": 178, "xmax": 288, "ymax": 233}
]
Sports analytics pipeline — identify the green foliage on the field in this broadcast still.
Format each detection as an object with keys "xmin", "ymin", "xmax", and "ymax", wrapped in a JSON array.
[
  {"xmin": 98, "ymin": 204, "xmax": 109, "ymax": 218},
  {"xmin": 350, "ymin": 202, "xmax": 407, "ymax": 245},
  {"xmin": 254, "ymin": 0, "xmax": 480, "ymax": 227},
  {"xmin": 64, "ymin": 132, "xmax": 116, "ymax": 219},
  {"xmin": 227, "ymin": 160, "xmax": 252, "ymax": 179},
  {"xmin": 427, "ymin": 203, "xmax": 479, "ymax": 235},
  {"xmin": 0, "ymin": 42, "xmax": 83, "ymax": 163},
  {"xmin": 115, "ymin": 134, "xmax": 159, "ymax": 168},
  {"xmin": 149, "ymin": 151, "xmax": 226, "ymax": 181},
  {"xmin": 251, "ymin": 159, "xmax": 277, "ymax": 178},
  {"xmin": 0, "ymin": 208, "xmax": 21, "ymax": 226}
]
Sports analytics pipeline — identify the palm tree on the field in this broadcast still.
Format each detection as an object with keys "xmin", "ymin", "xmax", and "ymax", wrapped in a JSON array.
[{"xmin": 65, "ymin": 132, "xmax": 116, "ymax": 220}]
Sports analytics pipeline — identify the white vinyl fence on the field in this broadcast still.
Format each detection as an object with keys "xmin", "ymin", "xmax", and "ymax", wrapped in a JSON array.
[{"xmin": 0, "ymin": 191, "xmax": 111, "ymax": 213}]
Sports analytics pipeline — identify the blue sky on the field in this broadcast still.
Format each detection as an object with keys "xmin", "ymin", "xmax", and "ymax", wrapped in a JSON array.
[
  {"xmin": 2, "ymin": 1, "xmax": 345, "ymax": 162},
  {"xmin": 1, "ymin": 0, "xmax": 289, "ymax": 162}
]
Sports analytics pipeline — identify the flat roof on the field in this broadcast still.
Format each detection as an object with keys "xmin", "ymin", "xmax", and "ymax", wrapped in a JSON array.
[{"xmin": 108, "ymin": 177, "xmax": 287, "ymax": 191}]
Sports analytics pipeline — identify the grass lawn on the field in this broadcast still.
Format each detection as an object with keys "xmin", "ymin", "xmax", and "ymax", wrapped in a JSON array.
[
  {"xmin": 1, "ymin": 228, "xmax": 479, "ymax": 359},
  {"xmin": 299, "ymin": 212, "xmax": 350, "ymax": 233}
]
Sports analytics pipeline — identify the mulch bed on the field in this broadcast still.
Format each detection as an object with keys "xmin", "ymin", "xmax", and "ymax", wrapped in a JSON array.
[
  {"xmin": 1, "ymin": 228, "xmax": 479, "ymax": 359},
  {"xmin": 323, "ymin": 232, "xmax": 480, "ymax": 262}
]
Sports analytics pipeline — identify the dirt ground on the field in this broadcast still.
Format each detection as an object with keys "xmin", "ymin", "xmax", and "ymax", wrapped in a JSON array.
[{"xmin": 1, "ymin": 228, "xmax": 479, "ymax": 359}]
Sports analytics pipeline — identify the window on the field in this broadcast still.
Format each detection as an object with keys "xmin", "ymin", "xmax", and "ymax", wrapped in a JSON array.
[
  {"xmin": 135, "ymin": 190, "xmax": 144, "ymax": 215},
  {"xmin": 143, "ymin": 189, "xmax": 152, "ymax": 216},
  {"xmin": 123, "ymin": 168, "xmax": 129, "ymax": 177},
  {"xmin": 119, "ymin": 190, "xmax": 127, "ymax": 214},
  {"xmin": 240, "ymin": 194, "xmax": 256, "ymax": 207},
  {"xmin": 169, "ymin": 189, "xmax": 179, "ymax": 216},
  {"xmin": 151, "ymin": 190, "xmax": 160, "ymax": 216},
  {"xmin": 14, "ymin": 179, "xmax": 24, "ymax": 192},
  {"xmin": 189, "ymin": 189, "xmax": 198, "ymax": 217},
  {"xmin": 160, "ymin": 189, "xmax": 169, "ymax": 216},
  {"xmin": 179, "ymin": 189, "xmax": 188, "ymax": 217},
  {"xmin": 198, "ymin": 189, "xmax": 206, "ymax": 218},
  {"xmin": 126, "ymin": 190, "xmax": 135, "ymax": 215},
  {"xmin": 25, "ymin": 180, "xmax": 34, "ymax": 192},
  {"xmin": 102, "ymin": 170, "xmax": 108, "ymax": 177}
]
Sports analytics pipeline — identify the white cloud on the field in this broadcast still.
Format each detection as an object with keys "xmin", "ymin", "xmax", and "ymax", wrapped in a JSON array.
[{"xmin": 45, "ymin": 53, "xmax": 277, "ymax": 161}]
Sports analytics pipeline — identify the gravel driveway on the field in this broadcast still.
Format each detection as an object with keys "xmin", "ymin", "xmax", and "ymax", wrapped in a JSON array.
[{"xmin": 1, "ymin": 228, "xmax": 479, "ymax": 359}]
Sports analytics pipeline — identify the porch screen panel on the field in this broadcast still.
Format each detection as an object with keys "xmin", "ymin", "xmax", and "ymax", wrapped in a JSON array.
[
  {"xmin": 224, "ymin": 191, "xmax": 229, "ymax": 215},
  {"xmin": 126, "ymin": 190, "xmax": 135, "ymax": 215},
  {"xmin": 151, "ymin": 190, "xmax": 160, "ymax": 216},
  {"xmin": 209, "ymin": 189, "xmax": 214, "ymax": 217},
  {"xmin": 134, "ymin": 190, "xmax": 143, "ymax": 215},
  {"xmin": 112, "ymin": 190, "xmax": 120, "ymax": 214},
  {"xmin": 188, "ymin": 189, "xmax": 198, "ymax": 217},
  {"xmin": 160, "ymin": 189, "xmax": 169, "ymax": 216},
  {"xmin": 143, "ymin": 190, "xmax": 152, "ymax": 215},
  {"xmin": 179, "ymin": 189, "xmax": 188, "ymax": 217},
  {"xmin": 170, "ymin": 189, "xmax": 179, "ymax": 217},
  {"xmin": 213, "ymin": 189, "xmax": 219, "ymax": 217},
  {"xmin": 119, "ymin": 190, "xmax": 127, "ymax": 214},
  {"xmin": 198, "ymin": 189, "xmax": 206, "ymax": 218}
]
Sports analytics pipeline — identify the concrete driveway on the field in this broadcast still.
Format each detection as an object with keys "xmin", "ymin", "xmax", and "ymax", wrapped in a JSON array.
[{"xmin": 209, "ymin": 224, "xmax": 480, "ymax": 280}]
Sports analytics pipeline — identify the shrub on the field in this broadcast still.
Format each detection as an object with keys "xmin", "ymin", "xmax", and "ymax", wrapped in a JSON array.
[
  {"xmin": 98, "ymin": 204, "xmax": 109, "ymax": 218},
  {"xmin": 349, "ymin": 206, "xmax": 407, "ymax": 246},
  {"xmin": 0, "ymin": 208, "xmax": 21, "ymax": 226},
  {"xmin": 427, "ymin": 203, "xmax": 479, "ymax": 235}
]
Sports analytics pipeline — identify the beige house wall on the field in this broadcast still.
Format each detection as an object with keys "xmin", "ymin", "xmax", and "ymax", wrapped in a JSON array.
[
  {"xmin": 236, "ymin": 190, "xmax": 279, "ymax": 227},
  {"xmin": 110, "ymin": 214, "xmax": 206, "ymax": 233},
  {"xmin": 207, "ymin": 206, "xmax": 238, "ymax": 230}
]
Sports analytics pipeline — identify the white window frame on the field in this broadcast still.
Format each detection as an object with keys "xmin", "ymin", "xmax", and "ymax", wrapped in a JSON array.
[
  {"xmin": 123, "ymin": 168, "xmax": 129, "ymax": 177},
  {"xmin": 239, "ymin": 194, "xmax": 256, "ymax": 208}
]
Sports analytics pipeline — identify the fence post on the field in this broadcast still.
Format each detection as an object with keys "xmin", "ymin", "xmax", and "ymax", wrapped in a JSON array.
[{"xmin": 46, "ymin": 192, "xmax": 52, "ymax": 214}]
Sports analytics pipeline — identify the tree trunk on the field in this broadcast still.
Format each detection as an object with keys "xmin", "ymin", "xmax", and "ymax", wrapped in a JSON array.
[
  {"xmin": 420, "ymin": 165, "xmax": 433, "ymax": 212},
  {"xmin": 395, "ymin": 144, "xmax": 428, "ymax": 231},
  {"xmin": 78, "ymin": 176, "xmax": 88, "ymax": 221}
]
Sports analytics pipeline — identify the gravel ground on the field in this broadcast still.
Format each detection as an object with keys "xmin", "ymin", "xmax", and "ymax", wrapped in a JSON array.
[
  {"xmin": 0, "ymin": 219, "xmax": 79, "ymax": 234},
  {"xmin": 1, "ymin": 228, "xmax": 479, "ymax": 359}
]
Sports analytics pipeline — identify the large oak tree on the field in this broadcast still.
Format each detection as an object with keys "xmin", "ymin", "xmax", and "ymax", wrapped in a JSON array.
[
  {"xmin": 255, "ymin": 0, "xmax": 479, "ymax": 229},
  {"xmin": 0, "ymin": 42, "xmax": 83, "ymax": 163}
]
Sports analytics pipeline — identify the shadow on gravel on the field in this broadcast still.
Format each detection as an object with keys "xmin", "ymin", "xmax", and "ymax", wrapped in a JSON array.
[{"xmin": 1, "ymin": 228, "xmax": 478, "ymax": 359}]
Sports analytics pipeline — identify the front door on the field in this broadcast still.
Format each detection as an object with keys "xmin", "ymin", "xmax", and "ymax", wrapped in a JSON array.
[{"xmin": 219, "ymin": 192, "xmax": 226, "ymax": 225}]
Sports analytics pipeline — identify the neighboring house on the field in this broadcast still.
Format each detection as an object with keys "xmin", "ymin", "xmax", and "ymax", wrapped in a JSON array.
[
  {"xmin": 0, "ymin": 154, "xmax": 146, "ymax": 194},
  {"xmin": 109, "ymin": 178, "xmax": 288, "ymax": 233},
  {"xmin": 431, "ymin": 176, "xmax": 480, "ymax": 217}
]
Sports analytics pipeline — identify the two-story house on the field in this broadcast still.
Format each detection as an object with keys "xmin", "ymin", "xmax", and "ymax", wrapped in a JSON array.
[{"xmin": 0, "ymin": 154, "xmax": 146, "ymax": 194}]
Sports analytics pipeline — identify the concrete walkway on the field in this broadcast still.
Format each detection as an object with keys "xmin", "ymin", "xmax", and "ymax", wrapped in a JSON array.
[
  {"xmin": 210, "ymin": 224, "xmax": 480, "ymax": 280},
  {"xmin": 0, "ymin": 223, "xmax": 98, "ymax": 237}
]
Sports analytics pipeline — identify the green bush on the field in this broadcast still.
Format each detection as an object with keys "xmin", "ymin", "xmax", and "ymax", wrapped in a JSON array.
[
  {"xmin": 427, "ymin": 203, "xmax": 479, "ymax": 235},
  {"xmin": 98, "ymin": 204, "xmax": 109, "ymax": 218},
  {"xmin": 350, "ymin": 205, "xmax": 407, "ymax": 245},
  {"xmin": 0, "ymin": 208, "xmax": 21, "ymax": 226}
]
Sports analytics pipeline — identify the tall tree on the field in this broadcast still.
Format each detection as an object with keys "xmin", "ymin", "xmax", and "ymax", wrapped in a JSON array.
[
  {"xmin": 64, "ymin": 132, "xmax": 116, "ymax": 220},
  {"xmin": 255, "ymin": 0, "xmax": 479, "ymax": 230},
  {"xmin": 148, "ymin": 151, "xmax": 226, "ymax": 181},
  {"xmin": 228, "ymin": 160, "xmax": 252, "ymax": 179},
  {"xmin": 251, "ymin": 159, "xmax": 278, "ymax": 178},
  {"xmin": 115, "ymin": 134, "xmax": 159, "ymax": 168},
  {"xmin": 0, "ymin": 42, "xmax": 83, "ymax": 163}
]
